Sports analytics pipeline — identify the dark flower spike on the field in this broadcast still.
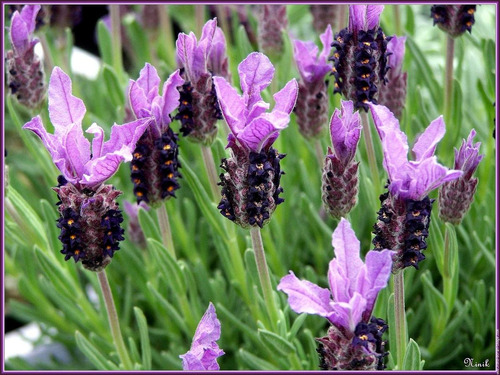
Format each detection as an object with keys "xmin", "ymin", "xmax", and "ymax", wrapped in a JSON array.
[
  {"xmin": 175, "ymin": 18, "xmax": 229, "ymax": 145},
  {"xmin": 369, "ymin": 103, "xmax": 462, "ymax": 270},
  {"xmin": 6, "ymin": 5, "xmax": 46, "ymax": 108},
  {"xmin": 257, "ymin": 5, "xmax": 288, "ymax": 61},
  {"xmin": 278, "ymin": 218, "xmax": 394, "ymax": 370},
  {"xmin": 213, "ymin": 52, "xmax": 298, "ymax": 228},
  {"xmin": 329, "ymin": 5, "xmax": 390, "ymax": 111},
  {"xmin": 128, "ymin": 63, "xmax": 184, "ymax": 205},
  {"xmin": 378, "ymin": 36, "xmax": 407, "ymax": 119},
  {"xmin": 322, "ymin": 100, "xmax": 362, "ymax": 218},
  {"xmin": 439, "ymin": 129, "xmax": 484, "ymax": 224},
  {"xmin": 23, "ymin": 67, "xmax": 150, "ymax": 271},
  {"xmin": 431, "ymin": 5, "xmax": 476, "ymax": 38},
  {"xmin": 293, "ymin": 24, "xmax": 333, "ymax": 139}
]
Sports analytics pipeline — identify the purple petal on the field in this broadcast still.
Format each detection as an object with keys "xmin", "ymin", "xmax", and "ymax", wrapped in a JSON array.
[
  {"xmin": 191, "ymin": 19, "xmax": 217, "ymax": 78},
  {"xmin": 102, "ymin": 118, "xmax": 151, "ymax": 156},
  {"xmin": 277, "ymin": 271, "xmax": 332, "ymax": 318},
  {"xmin": 369, "ymin": 103, "xmax": 409, "ymax": 183},
  {"xmin": 213, "ymin": 76, "xmax": 246, "ymax": 135},
  {"xmin": 128, "ymin": 79, "xmax": 150, "ymax": 119},
  {"xmin": 82, "ymin": 149, "xmax": 131, "ymax": 187},
  {"xmin": 366, "ymin": 5, "xmax": 384, "ymax": 29},
  {"xmin": 330, "ymin": 218, "xmax": 364, "ymax": 295},
  {"xmin": 239, "ymin": 111, "xmax": 289, "ymax": 152},
  {"xmin": 455, "ymin": 129, "xmax": 484, "ymax": 179},
  {"xmin": 293, "ymin": 39, "xmax": 318, "ymax": 82},
  {"xmin": 63, "ymin": 122, "xmax": 91, "ymax": 181},
  {"xmin": 357, "ymin": 249, "xmax": 395, "ymax": 316},
  {"xmin": 208, "ymin": 26, "xmax": 227, "ymax": 76},
  {"xmin": 412, "ymin": 116, "xmax": 446, "ymax": 161},
  {"xmin": 328, "ymin": 259, "xmax": 350, "ymax": 303},
  {"xmin": 176, "ymin": 32, "xmax": 197, "ymax": 80},
  {"xmin": 160, "ymin": 69, "xmax": 184, "ymax": 126},
  {"xmin": 239, "ymin": 52, "xmax": 274, "ymax": 108},
  {"xmin": 180, "ymin": 302, "xmax": 224, "ymax": 371},
  {"xmin": 319, "ymin": 24, "xmax": 334, "ymax": 65},
  {"xmin": 387, "ymin": 36, "xmax": 406, "ymax": 74},
  {"xmin": 329, "ymin": 292, "xmax": 367, "ymax": 331},
  {"xmin": 136, "ymin": 63, "xmax": 161, "ymax": 103},
  {"xmin": 86, "ymin": 123, "xmax": 104, "ymax": 159},
  {"xmin": 9, "ymin": 11, "xmax": 29, "ymax": 55},
  {"xmin": 20, "ymin": 5, "xmax": 40, "ymax": 34},
  {"xmin": 348, "ymin": 5, "xmax": 366, "ymax": 32},
  {"xmin": 48, "ymin": 67, "xmax": 86, "ymax": 129},
  {"xmin": 329, "ymin": 100, "xmax": 361, "ymax": 165},
  {"xmin": 272, "ymin": 79, "xmax": 299, "ymax": 114}
]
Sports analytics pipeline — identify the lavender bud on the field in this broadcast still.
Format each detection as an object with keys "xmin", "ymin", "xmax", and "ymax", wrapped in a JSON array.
[
  {"xmin": 310, "ymin": 5, "xmax": 339, "ymax": 33},
  {"xmin": 431, "ymin": 5, "xmax": 476, "ymax": 38},
  {"xmin": 295, "ymin": 81, "xmax": 329, "ymax": 139},
  {"xmin": 55, "ymin": 182, "xmax": 124, "ymax": 272},
  {"xmin": 257, "ymin": 5, "xmax": 288, "ymax": 61}
]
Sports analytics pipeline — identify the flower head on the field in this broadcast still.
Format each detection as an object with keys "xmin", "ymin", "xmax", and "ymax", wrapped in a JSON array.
[
  {"xmin": 7, "ymin": 4, "xmax": 46, "ymax": 108},
  {"xmin": 328, "ymin": 101, "xmax": 362, "ymax": 167},
  {"xmin": 23, "ymin": 67, "xmax": 151, "ymax": 189},
  {"xmin": 454, "ymin": 129, "xmax": 484, "ymax": 180},
  {"xmin": 293, "ymin": 24, "xmax": 333, "ymax": 84},
  {"xmin": 431, "ymin": 5, "xmax": 476, "ymax": 38},
  {"xmin": 128, "ymin": 63, "xmax": 183, "ymax": 138},
  {"xmin": 213, "ymin": 52, "xmax": 298, "ymax": 153},
  {"xmin": 348, "ymin": 4, "xmax": 384, "ymax": 32},
  {"xmin": 257, "ymin": 5, "xmax": 288, "ymax": 61},
  {"xmin": 278, "ymin": 218, "xmax": 394, "ymax": 332},
  {"xmin": 123, "ymin": 200, "xmax": 149, "ymax": 248},
  {"xmin": 180, "ymin": 302, "xmax": 224, "ymax": 371},
  {"xmin": 369, "ymin": 103, "xmax": 462, "ymax": 200}
]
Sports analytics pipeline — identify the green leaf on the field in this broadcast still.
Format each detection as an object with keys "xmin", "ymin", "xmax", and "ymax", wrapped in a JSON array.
[
  {"xmin": 75, "ymin": 331, "xmax": 119, "ymax": 370},
  {"xmin": 258, "ymin": 328, "xmax": 296, "ymax": 356},
  {"xmin": 133, "ymin": 307, "xmax": 152, "ymax": 370},
  {"xmin": 403, "ymin": 339, "xmax": 423, "ymax": 370},
  {"xmin": 97, "ymin": 20, "xmax": 113, "ymax": 66},
  {"xmin": 123, "ymin": 14, "xmax": 152, "ymax": 69},
  {"xmin": 138, "ymin": 208, "xmax": 161, "ymax": 243},
  {"xmin": 244, "ymin": 249, "xmax": 260, "ymax": 288},
  {"xmin": 405, "ymin": 5, "xmax": 415, "ymax": 36},
  {"xmin": 421, "ymin": 271, "xmax": 448, "ymax": 333},
  {"xmin": 238, "ymin": 348, "xmax": 280, "ymax": 371},
  {"xmin": 287, "ymin": 313, "xmax": 308, "ymax": 341},
  {"xmin": 147, "ymin": 238, "xmax": 186, "ymax": 293},
  {"xmin": 102, "ymin": 64, "xmax": 125, "ymax": 109}
]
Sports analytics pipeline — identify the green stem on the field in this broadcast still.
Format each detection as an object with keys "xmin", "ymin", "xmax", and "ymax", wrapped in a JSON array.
[
  {"xmin": 195, "ymin": 4, "xmax": 205, "ymax": 35},
  {"xmin": 314, "ymin": 139, "xmax": 324, "ymax": 168},
  {"xmin": 215, "ymin": 5, "xmax": 232, "ymax": 45},
  {"xmin": 393, "ymin": 5, "xmax": 402, "ymax": 35},
  {"xmin": 361, "ymin": 111, "xmax": 381, "ymax": 195},
  {"xmin": 201, "ymin": 145, "xmax": 220, "ymax": 201},
  {"xmin": 394, "ymin": 270, "xmax": 408, "ymax": 370},
  {"xmin": 250, "ymin": 227, "xmax": 279, "ymax": 329},
  {"xmin": 337, "ymin": 5, "xmax": 348, "ymax": 30},
  {"xmin": 97, "ymin": 270, "xmax": 132, "ymax": 370},
  {"xmin": 444, "ymin": 35, "xmax": 455, "ymax": 126},
  {"xmin": 156, "ymin": 203, "xmax": 176, "ymax": 259},
  {"xmin": 110, "ymin": 5, "xmax": 124, "ymax": 78}
]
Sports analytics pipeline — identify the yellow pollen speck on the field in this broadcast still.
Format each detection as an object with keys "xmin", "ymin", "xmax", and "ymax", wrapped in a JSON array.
[
  {"xmin": 363, "ymin": 42, "xmax": 370, "ymax": 46},
  {"xmin": 163, "ymin": 144, "xmax": 171, "ymax": 150},
  {"xmin": 362, "ymin": 86, "xmax": 369, "ymax": 91},
  {"xmin": 74, "ymin": 249, "xmax": 80, "ymax": 255},
  {"xmin": 363, "ymin": 99, "xmax": 368, "ymax": 103},
  {"xmin": 466, "ymin": 21, "xmax": 472, "ymax": 27},
  {"xmin": 67, "ymin": 219, "xmax": 74, "ymax": 226},
  {"xmin": 182, "ymin": 100, "xmax": 189, "ymax": 105},
  {"xmin": 136, "ymin": 191, "xmax": 143, "ymax": 197},
  {"xmin": 132, "ymin": 165, "xmax": 139, "ymax": 171},
  {"xmin": 165, "ymin": 160, "xmax": 173, "ymax": 165},
  {"xmin": 332, "ymin": 67, "xmax": 337, "ymax": 73},
  {"xmin": 108, "ymin": 231, "xmax": 112, "ymax": 235},
  {"xmin": 133, "ymin": 152, "xmax": 142, "ymax": 159},
  {"xmin": 167, "ymin": 186, "xmax": 174, "ymax": 192},
  {"xmin": 337, "ymin": 36, "xmax": 343, "ymax": 42},
  {"xmin": 134, "ymin": 178, "xmax": 141, "ymax": 184},
  {"xmin": 360, "ymin": 334, "xmax": 368, "ymax": 340},
  {"xmin": 334, "ymin": 83, "xmax": 339, "ymax": 88},
  {"xmin": 183, "ymin": 115, "xmax": 189, "ymax": 119},
  {"xmin": 362, "ymin": 59, "xmax": 369, "ymax": 64},
  {"xmin": 256, "ymin": 163, "xmax": 264, "ymax": 169},
  {"xmin": 467, "ymin": 8, "xmax": 475, "ymax": 14},
  {"xmin": 412, "ymin": 211, "xmax": 420, "ymax": 217},
  {"xmin": 106, "ymin": 245, "xmax": 112, "ymax": 250},
  {"xmin": 362, "ymin": 73, "xmax": 370, "ymax": 78},
  {"xmin": 70, "ymin": 234, "xmax": 76, "ymax": 240},
  {"xmin": 167, "ymin": 173, "xmax": 174, "ymax": 178},
  {"xmin": 414, "ymin": 230, "xmax": 422, "ymax": 236},
  {"xmin": 334, "ymin": 52, "xmax": 339, "ymax": 59}
]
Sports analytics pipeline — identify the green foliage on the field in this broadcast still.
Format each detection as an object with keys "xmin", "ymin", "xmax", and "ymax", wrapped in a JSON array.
[{"xmin": 4, "ymin": 4, "xmax": 496, "ymax": 372}]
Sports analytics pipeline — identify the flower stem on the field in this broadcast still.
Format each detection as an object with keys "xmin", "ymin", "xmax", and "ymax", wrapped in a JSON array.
[
  {"xmin": 110, "ymin": 5, "xmax": 124, "ymax": 78},
  {"xmin": 360, "ymin": 111, "xmax": 381, "ymax": 195},
  {"xmin": 394, "ymin": 270, "xmax": 408, "ymax": 370},
  {"xmin": 159, "ymin": 5, "xmax": 176, "ymax": 69},
  {"xmin": 38, "ymin": 34, "xmax": 54, "ymax": 74},
  {"xmin": 250, "ymin": 227, "xmax": 279, "ymax": 329},
  {"xmin": 314, "ymin": 139, "xmax": 324, "ymax": 168},
  {"xmin": 393, "ymin": 5, "xmax": 402, "ymax": 35},
  {"xmin": 201, "ymin": 145, "xmax": 221, "ymax": 201},
  {"xmin": 156, "ymin": 203, "xmax": 176, "ymax": 259},
  {"xmin": 337, "ymin": 5, "xmax": 348, "ymax": 29},
  {"xmin": 97, "ymin": 270, "xmax": 132, "ymax": 370},
  {"xmin": 444, "ymin": 35, "xmax": 455, "ymax": 126}
]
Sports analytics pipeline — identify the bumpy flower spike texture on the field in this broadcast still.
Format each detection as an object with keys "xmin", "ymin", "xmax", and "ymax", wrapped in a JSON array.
[
  {"xmin": 257, "ymin": 5, "xmax": 288, "ymax": 61},
  {"xmin": 175, "ymin": 18, "xmax": 229, "ymax": 145},
  {"xmin": 180, "ymin": 302, "xmax": 225, "ymax": 371},
  {"xmin": 278, "ymin": 218, "xmax": 395, "ymax": 370},
  {"xmin": 128, "ymin": 63, "xmax": 184, "ymax": 206},
  {"xmin": 369, "ymin": 104, "xmax": 462, "ymax": 271},
  {"xmin": 322, "ymin": 100, "xmax": 362, "ymax": 219},
  {"xmin": 377, "ymin": 36, "xmax": 407, "ymax": 119},
  {"xmin": 293, "ymin": 24, "xmax": 333, "ymax": 139},
  {"xmin": 431, "ymin": 5, "xmax": 476, "ymax": 38},
  {"xmin": 330, "ymin": 5, "xmax": 390, "ymax": 111},
  {"xmin": 439, "ymin": 129, "xmax": 483, "ymax": 224},
  {"xmin": 6, "ymin": 5, "xmax": 46, "ymax": 109},
  {"xmin": 23, "ymin": 67, "xmax": 151, "ymax": 271},
  {"xmin": 213, "ymin": 52, "xmax": 298, "ymax": 228}
]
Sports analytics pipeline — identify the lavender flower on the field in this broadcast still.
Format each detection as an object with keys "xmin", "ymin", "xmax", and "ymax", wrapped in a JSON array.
[
  {"xmin": 128, "ymin": 63, "xmax": 184, "ymax": 205},
  {"xmin": 309, "ymin": 5, "xmax": 341, "ymax": 33},
  {"xmin": 322, "ymin": 101, "xmax": 362, "ymax": 218},
  {"xmin": 369, "ymin": 103, "xmax": 462, "ymax": 270},
  {"xmin": 175, "ymin": 18, "xmax": 229, "ymax": 145},
  {"xmin": 431, "ymin": 5, "xmax": 476, "ymax": 38},
  {"xmin": 439, "ymin": 129, "xmax": 484, "ymax": 224},
  {"xmin": 278, "ymin": 218, "xmax": 394, "ymax": 370},
  {"xmin": 377, "ymin": 36, "xmax": 407, "ymax": 119},
  {"xmin": 23, "ymin": 67, "xmax": 150, "ymax": 271},
  {"xmin": 330, "ymin": 5, "xmax": 390, "ymax": 111},
  {"xmin": 213, "ymin": 52, "xmax": 298, "ymax": 228},
  {"xmin": 180, "ymin": 302, "xmax": 224, "ymax": 371},
  {"xmin": 6, "ymin": 4, "xmax": 46, "ymax": 109},
  {"xmin": 257, "ymin": 5, "xmax": 288, "ymax": 61},
  {"xmin": 293, "ymin": 25, "xmax": 333, "ymax": 139}
]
